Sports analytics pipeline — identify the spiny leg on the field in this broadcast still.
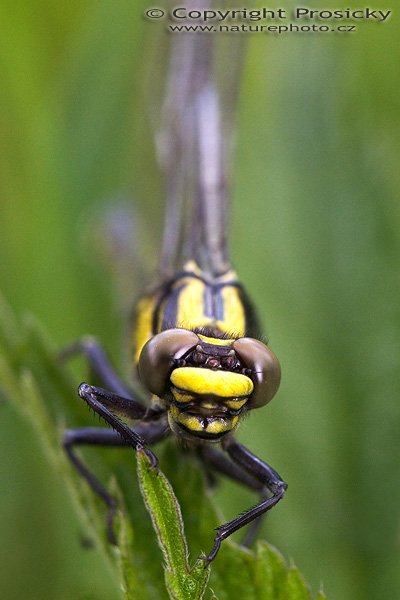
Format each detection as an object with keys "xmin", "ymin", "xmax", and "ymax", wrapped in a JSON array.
[
  {"xmin": 64, "ymin": 384, "xmax": 169, "ymax": 543},
  {"xmin": 198, "ymin": 445, "xmax": 265, "ymax": 493},
  {"xmin": 198, "ymin": 445, "xmax": 270, "ymax": 549},
  {"xmin": 59, "ymin": 335, "xmax": 140, "ymax": 541},
  {"xmin": 76, "ymin": 382, "xmax": 161, "ymax": 422},
  {"xmin": 77, "ymin": 383, "xmax": 161, "ymax": 466},
  {"xmin": 205, "ymin": 438, "xmax": 287, "ymax": 563},
  {"xmin": 64, "ymin": 428, "xmax": 128, "ymax": 543}
]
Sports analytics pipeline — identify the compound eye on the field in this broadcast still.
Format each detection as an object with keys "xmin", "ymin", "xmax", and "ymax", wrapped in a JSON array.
[
  {"xmin": 138, "ymin": 329, "xmax": 199, "ymax": 398},
  {"xmin": 233, "ymin": 337, "xmax": 281, "ymax": 408}
]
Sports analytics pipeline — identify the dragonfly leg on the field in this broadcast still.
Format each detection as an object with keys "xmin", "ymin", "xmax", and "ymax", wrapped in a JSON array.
[
  {"xmin": 64, "ymin": 428, "xmax": 125, "ymax": 543},
  {"xmin": 205, "ymin": 438, "xmax": 287, "ymax": 563},
  {"xmin": 77, "ymin": 383, "xmax": 158, "ymax": 464},
  {"xmin": 198, "ymin": 446, "xmax": 269, "ymax": 549},
  {"xmin": 75, "ymin": 381, "xmax": 157, "ymax": 422},
  {"xmin": 198, "ymin": 445, "xmax": 264, "ymax": 492},
  {"xmin": 59, "ymin": 336, "xmax": 133, "ymax": 398},
  {"xmin": 64, "ymin": 421, "xmax": 169, "ymax": 544}
]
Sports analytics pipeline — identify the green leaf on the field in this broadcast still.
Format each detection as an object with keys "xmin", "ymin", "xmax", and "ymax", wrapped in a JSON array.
[
  {"xmin": 110, "ymin": 480, "xmax": 148, "ymax": 600},
  {"xmin": 280, "ymin": 566, "xmax": 312, "ymax": 600},
  {"xmin": 136, "ymin": 449, "xmax": 210, "ymax": 600},
  {"xmin": 254, "ymin": 541, "xmax": 287, "ymax": 599}
]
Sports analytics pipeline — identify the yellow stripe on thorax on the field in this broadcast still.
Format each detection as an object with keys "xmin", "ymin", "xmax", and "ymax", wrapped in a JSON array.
[
  {"xmin": 133, "ymin": 295, "xmax": 157, "ymax": 365},
  {"xmin": 174, "ymin": 277, "xmax": 211, "ymax": 330},
  {"xmin": 217, "ymin": 286, "xmax": 246, "ymax": 336},
  {"xmin": 175, "ymin": 272, "xmax": 246, "ymax": 337}
]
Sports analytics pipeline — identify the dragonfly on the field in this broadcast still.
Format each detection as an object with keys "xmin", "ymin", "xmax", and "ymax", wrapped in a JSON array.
[{"xmin": 63, "ymin": 4, "xmax": 287, "ymax": 563}]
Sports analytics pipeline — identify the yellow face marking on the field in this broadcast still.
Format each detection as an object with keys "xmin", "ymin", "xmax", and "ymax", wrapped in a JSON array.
[
  {"xmin": 170, "ymin": 367, "xmax": 254, "ymax": 398},
  {"xmin": 197, "ymin": 334, "xmax": 234, "ymax": 346},
  {"xmin": 224, "ymin": 397, "xmax": 248, "ymax": 410},
  {"xmin": 168, "ymin": 404, "xmax": 241, "ymax": 437},
  {"xmin": 203, "ymin": 419, "xmax": 227, "ymax": 434},
  {"xmin": 171, "ymin": 388, "xmax": 195, "ymax": 403},
  {"xmin": 169, "ymin": 404, "xmax": 202, "ymax": 431},
  {"xmin": 231, "ymin": 416, "xmax": 239, "ymax": 428}
]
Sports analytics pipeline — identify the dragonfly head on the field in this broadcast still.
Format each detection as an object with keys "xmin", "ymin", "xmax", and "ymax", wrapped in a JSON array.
[
  {"xmin": 166, "ymin": 365, "xmax": 252, "ymax": 441},
  {"xmin": 138, "ymin": 328, "xmax": 281, "ymax": 442}
]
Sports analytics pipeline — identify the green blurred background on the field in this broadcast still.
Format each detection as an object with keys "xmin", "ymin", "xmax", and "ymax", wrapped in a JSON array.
[{"xmin": 1, "ymin": 1, "xmax": 399, "ymax": 599}]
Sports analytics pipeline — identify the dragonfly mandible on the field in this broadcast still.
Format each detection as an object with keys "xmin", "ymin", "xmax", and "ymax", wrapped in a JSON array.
[{"xmin": 63, "ymin": 1, "xmax": 286, "ymax": 563}]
